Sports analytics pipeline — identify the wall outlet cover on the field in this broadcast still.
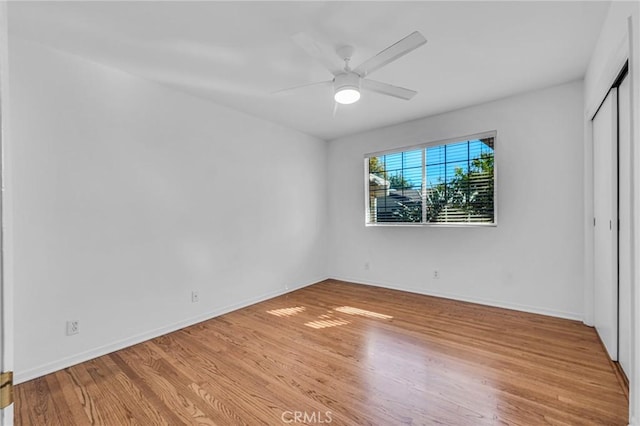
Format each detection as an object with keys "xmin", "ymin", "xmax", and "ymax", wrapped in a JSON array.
[{"xmin": 66, "ymin": 320, "xmax": 79, "ymax": 336}]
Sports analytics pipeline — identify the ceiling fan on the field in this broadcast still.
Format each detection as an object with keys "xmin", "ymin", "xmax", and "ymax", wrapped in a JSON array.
[{"xmin": 276, "ymin": 31, "xmax": 427, "ymax": 105}]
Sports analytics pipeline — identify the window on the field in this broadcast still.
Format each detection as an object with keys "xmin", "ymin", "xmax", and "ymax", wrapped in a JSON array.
[{"xmin": 366, "ymin": 132, "xmax": 496, "ymax": 225}]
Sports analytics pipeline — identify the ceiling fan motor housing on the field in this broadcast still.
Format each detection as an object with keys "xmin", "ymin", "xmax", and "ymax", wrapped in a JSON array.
[{"xmin": 334, "ymin": 72, "xmax": 361, "ymax": 92}]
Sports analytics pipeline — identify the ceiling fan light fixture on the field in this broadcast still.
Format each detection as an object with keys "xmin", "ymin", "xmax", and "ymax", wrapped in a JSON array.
[
  {"xmin": 334, "ymin": 87, "xmax": 360, "ymax": 104},
  {"xmin": 334, "ymin": 72, "xmax": 361, "ymax": 105}
]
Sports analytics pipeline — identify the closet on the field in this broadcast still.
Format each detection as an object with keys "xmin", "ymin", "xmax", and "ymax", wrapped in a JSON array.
[{"xmin": 592, "ymin": 64, "xmax": 631, "ymax": 377}]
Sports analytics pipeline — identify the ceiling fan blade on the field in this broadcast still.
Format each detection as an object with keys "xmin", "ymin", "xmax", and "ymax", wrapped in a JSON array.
[
  {"xmin": 353, "ymin": 31, "xmax": 427, "ymax": 78},
  {"xmin": 272, "ymin": 80, "xmax": 332, "ymax": 95},
  {"xmin": 362, "ymin": 79, "xmax": 417, "ymax": 100},
  {"xmin": 292, "ymin": 32, "xmax": 344, "ymax": 76}
]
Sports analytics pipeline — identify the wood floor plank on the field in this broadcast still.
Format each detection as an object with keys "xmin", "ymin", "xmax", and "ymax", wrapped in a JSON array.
[
  {"xmin": 15, "ymin": 279, "xmax": 628, "ymax": 425},
  {"xmin": 109, "ymin": 350, "xmax": 189, "ymax": 426},
  {"xmin": 41, "ymin": 374, "xmax": 80, "ymax": 426}
]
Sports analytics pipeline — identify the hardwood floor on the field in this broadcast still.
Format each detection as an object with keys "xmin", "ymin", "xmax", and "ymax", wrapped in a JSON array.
[{"xmin": 15, "ymin": 280, "xmax": 628, "ymax": 425}]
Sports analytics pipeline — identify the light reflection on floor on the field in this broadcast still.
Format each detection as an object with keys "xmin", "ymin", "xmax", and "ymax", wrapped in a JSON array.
[
  {"xmin": 262, "ymin": 301, "xmax": 504, "ymax": 421},
  {"xmin": 362, "ymin": 327, "xmax": 500, "ymax": 422}
]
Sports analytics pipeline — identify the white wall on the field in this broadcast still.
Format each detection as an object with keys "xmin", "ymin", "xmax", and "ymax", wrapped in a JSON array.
[
  {"xmin": 9, "ymin": 38, "xmax": 328, "ymax": 383},
  {"xmin": 582, "ymin": 2, "xmax": 639, "ymax": 424},
  {"xmin": 327, "ymin": 81, "xmax": 584, "ymax": 320}
]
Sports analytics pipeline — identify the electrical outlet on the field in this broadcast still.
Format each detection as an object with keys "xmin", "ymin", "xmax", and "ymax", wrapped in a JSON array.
[
  {"xmin": 433, "ymin": 270, "xmax": 439, "ymax": 279},
  {"xmin": 191, "ymin": 291, "xmax": 200, "ymax": 303},
  {"xmin": 66, "ymin": 320, "xmax": 79, "ymax": 336}
]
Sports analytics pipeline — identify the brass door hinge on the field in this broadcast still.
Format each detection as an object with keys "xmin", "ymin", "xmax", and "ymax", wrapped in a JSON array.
[{"xmin": 0, "ymin": 371, "xmax": 13, "ymax": 409}]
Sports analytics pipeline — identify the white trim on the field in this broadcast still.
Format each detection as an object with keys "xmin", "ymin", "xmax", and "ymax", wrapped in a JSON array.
[
  {"xmin": 421, "ymin": 147, "xmax": 427, "ymax": 223},
  {"xmin": 364, "ymin": 157, "xmax": 371, "ymax": 224},
  {"xmin": 365, "ymin": 222, "xmax": 497, "ymax": 228},
  {"xmin": 0, "ymin": 407, "xmax": 10, "ymax": 426},
  {"xmin": 627, "ymin": 12, "xmax": 640, "ymax": 426},
  {"xmin": 0, "ymin": 1, "xmax": 13, "ymax": 424},
  {"xmin": 14, "ymin": 277, "xmax": 326, "ymax": 384},
  {"xmin": 329, "ymin": 275, "xmax": 583, "ymax": 322},
  {"xmin": 584, "ymin": 117, "xmax": 595, "ymax": 327}
]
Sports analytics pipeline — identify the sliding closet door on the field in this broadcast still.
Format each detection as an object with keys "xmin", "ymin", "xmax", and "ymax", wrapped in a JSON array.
[
  {"xmin": 592, "ymin": 89, "xmax": 618, "ymax": 361},
  {"xmin": 617, "ymin": 74, "xmax": 631, "ymax": 375}
]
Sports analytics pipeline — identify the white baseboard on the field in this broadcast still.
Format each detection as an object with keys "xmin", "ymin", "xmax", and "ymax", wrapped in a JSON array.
[
  {"xmin": 14, "ymin": 275, "xmax": 585, "ymax": 383},
  {"xmin": 15, "ymin": 277, "xmax": 326, "ymax": 384},
  {"xmin": 1, "ymin": 405, "xmax": 13, "ymax": 426},
  {"xmin": 330, "ymin": 275, "xmax": 583, "ymax": 322}
]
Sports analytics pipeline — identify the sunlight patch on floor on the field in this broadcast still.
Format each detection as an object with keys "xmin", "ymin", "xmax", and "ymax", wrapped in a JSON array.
[
  {"xmin": 304, "ymin": 319, "xmax": 350, "ymax": 329},
  {"xmin": 335, "ymin": 306, "xmax": 393, "ymax": 320},
  {"xmin": 266, "ymin": 306, "xmax": 306, "ymax": 317}
]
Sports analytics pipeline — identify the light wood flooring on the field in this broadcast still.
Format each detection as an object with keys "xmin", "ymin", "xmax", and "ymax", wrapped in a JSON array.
[{"xmin": 15, "ymin": 279, "xmax": 628, "ymax": 425}]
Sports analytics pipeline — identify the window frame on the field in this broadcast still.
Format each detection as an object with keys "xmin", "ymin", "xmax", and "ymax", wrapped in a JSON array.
[{"xmin": 364, "ymin": 130, "xmax": 498, "ymax": 227}]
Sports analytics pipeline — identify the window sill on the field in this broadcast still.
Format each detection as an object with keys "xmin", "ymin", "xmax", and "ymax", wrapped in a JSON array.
[{"xmin": 365, "ymin": 222, "xmax": 497, "ymax": 228}]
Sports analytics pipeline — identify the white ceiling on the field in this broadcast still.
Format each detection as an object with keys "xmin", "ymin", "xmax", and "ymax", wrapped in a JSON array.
[{"xmin": 8, "ymin": 1, "xmax": 610, "ymax": 140}]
